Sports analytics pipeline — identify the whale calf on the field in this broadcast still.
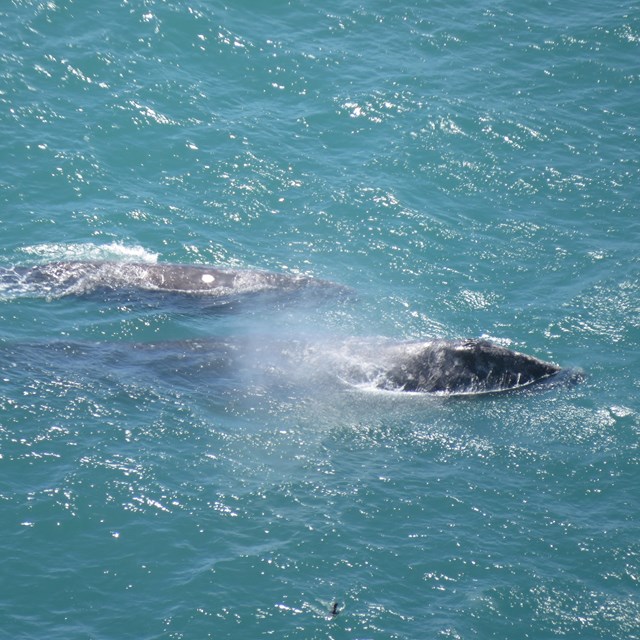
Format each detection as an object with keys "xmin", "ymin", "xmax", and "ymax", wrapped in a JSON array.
[{"xmin": 1, "ymin": 261, "xmax": 349, "ymax": 300}]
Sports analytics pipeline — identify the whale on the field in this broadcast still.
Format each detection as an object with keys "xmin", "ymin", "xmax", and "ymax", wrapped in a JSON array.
[
  {"xmin": 0, "ymin": 261, "xmax": 350, "ymax": 301},
  {"xmin": 0, "ymin": 336, "xmax": 576, "ymax": 396}
]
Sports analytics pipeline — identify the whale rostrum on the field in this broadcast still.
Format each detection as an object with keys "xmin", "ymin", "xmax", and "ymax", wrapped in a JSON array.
[{"xmin": 367, "ymin": 338, "xmax": 564, "ymax": 394}]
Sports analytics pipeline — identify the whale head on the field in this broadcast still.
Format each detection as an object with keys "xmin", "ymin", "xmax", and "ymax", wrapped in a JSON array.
[{"xmin": 378, "ymin": 339, "xmax": 563, "ymax": 395}]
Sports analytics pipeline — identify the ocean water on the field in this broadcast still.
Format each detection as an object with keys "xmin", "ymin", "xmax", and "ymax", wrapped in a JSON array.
[{"xmin": 1, "ymin": 0, "xmax": 639, "ymax": 638}]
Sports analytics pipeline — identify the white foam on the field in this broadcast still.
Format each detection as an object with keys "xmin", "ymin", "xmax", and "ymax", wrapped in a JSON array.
[{"xmin": 19, "ymin": 242, "xmax": 159, "ymax": 264}]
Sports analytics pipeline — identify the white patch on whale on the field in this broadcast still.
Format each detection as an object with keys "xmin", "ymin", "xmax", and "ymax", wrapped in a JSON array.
[{"xmin": 201, "ymin": 274, "xmax": 215, "ymax": 284}]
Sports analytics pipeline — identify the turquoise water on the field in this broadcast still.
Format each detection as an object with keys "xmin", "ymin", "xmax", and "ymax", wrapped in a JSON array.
[{"xmin": 1, "ymin": 0, "xmax": 639, "ymax": 638}]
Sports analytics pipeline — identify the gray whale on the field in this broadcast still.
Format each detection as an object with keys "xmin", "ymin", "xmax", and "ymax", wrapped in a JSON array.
[
  {"xmin": 2, "ymin": 261, "xmax": 348, "ymax": 300},
  {"xmin": 0, "ymin": 337, "xmax": 575, "ymax": 396},
  {"xmin": 127, "ymin": 336, "xmax": 572, "ymax": 396}
]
